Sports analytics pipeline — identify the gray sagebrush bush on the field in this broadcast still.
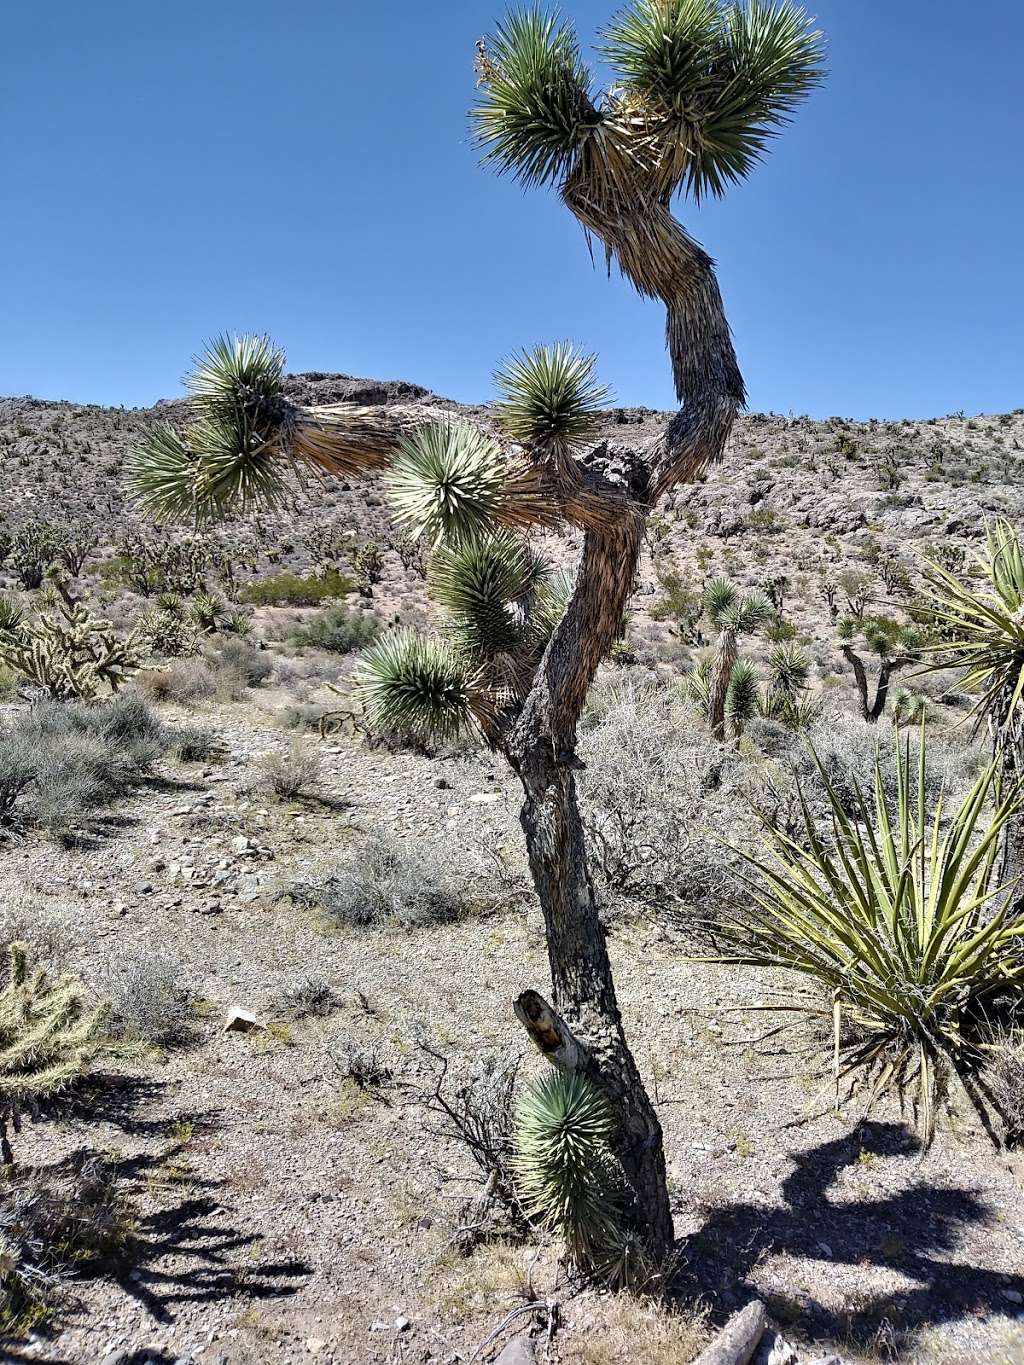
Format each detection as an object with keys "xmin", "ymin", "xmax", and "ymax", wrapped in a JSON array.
[
  {"xmin": 259, "ymin": 740, "xmax": 322, "ymax": 799},
  {"xmin": 286, "ymin": 833, "xmax": 470, "ymax": 929},
  {"xmin": 96, "ymin": 947, "xmax": 193, "ymax": 1045}
]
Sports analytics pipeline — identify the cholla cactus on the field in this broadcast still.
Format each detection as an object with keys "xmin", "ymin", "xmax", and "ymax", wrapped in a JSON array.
[
  {"xmin": 137, "ymin": 606, "xmax": 202, "ymax": 659},
  {"xmin": 10, "ymin": 523, "xmax": 59, "ymax": 591},
  {"xmin": 0, "ymin": 579, "xmax": 144, "ymax": 700},
  {"xmin": 1, "ymin": 943, "xmax": 110, "ymax": 1163}
]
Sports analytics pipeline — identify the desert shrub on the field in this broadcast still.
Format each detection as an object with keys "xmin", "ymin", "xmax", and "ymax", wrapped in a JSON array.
[
  {"xmin": 276, "ymin": 972, "xmax": 341, "ymax": 1020},
  {"xmin": 0, "ymin": 1158, "xmax": 132, "ymax": 1336},
  {"xmin": 0, "ymin": 906, "xmax": 77, "ymax": 974},
  {"xmin": 0, "ymin": 697, "xmax": 169, "ymax": 840},
  {"xmin": 791, "ymin": 713, "xmax": 983, "ymax": 819},
  {"xmin": 290, "ymin": 604, "xmax": 381, "ymax": 654},
  {"xmin": 0, "ymin": 730, "xmax": 39, "ymax": 822},
  {"xmin": 97, "ymin": 948, "xmax": 193, "ymax": 1045},
  {"xmin": 279, "ymin": 701, "xmax": 335, "ymax": 732},
  {"xmin": 286, "ymin": 833, "xmax": 470, "ymax": 928},
  {"xmin": 136, "ymin": 657, "xmax": 217, "ymax": 704},
  {"xmin": 716, "ymin": 730, "xmax": 1024, "ymax": 1143},
  {"xmin": 579, "ymin": 680, "xmax": 744, "ymax": 908},
  {"xmin": 258, "ymin": 739, "xmax": 321, "ymax": 799},
  {"xmin": 648, "ymin": 572, "xmax": 702, "ymax": 639},
  {"xmin": 167, "ymin": 722, "xmax": 221, "ymax": 762},
  {"xmin": 988, "ymin": 1031, "xmax": 1024, "ymax": 1143},
  {"xmin": 208, "ymin": 638, "xmax": 272, "ymax": 698},
  {"xmin": 239, "ymin": 567, "xmax": 355, "ymax": 607}
]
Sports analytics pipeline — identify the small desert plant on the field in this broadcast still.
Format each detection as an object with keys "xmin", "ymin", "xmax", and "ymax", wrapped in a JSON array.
[
  {"xmin": 136, "ymin": 656, "xmax": 217, "ymax": 704},
  {"xmin": 714, "ymin": 729, "xmax": 1024, "ymax": 1144},
  {"xmin": 167, "ymin": 722, "xmax": 221, "ymax": 762},
  {"xmin": 276, "ymin": 973, "xmax": 341, "ymax": 1020},
  {"xmin": 0, "ymin": 1158, "xmax": 132, "ymax": 1336},
  {"xmin": 97, "ymin": 948, "xmax": 194, "ymax": 1046},
  {"xmin": 0, "ymin": 697, "xmax": 168, "ymax": 841},
  {"xmin": 289, "ymin": 603, "xmax": 382, "ymax": 654},
  {"xmin": 1, "ymin": 943, "xmax": 111, "ymax": 1163},
  {"xmin": 287, "ymin": 833, "xmax": 470, "ymax": 928},
  {"xmin": 239, "ymin": 567, "xmax": 355, "ymax": 607},
  {"xmin": 208, "ymin": 637, "xmax": 272, "ymax": 698},
  {"xmin": 259, "ymin": 739, "xmax": 321, "ymax": 799},
  {"xmin": 515, "ymin": 1070, "xmax": 641, "ymax": 1285}
]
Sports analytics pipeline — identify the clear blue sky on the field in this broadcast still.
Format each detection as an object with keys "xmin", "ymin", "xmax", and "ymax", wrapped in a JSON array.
[{"xmin": 2, "ymin": 2, "xmax": 1022, "ymax": 419}]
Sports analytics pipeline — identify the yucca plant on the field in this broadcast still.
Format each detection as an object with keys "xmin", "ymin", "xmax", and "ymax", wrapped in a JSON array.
[
  {"xmin": 725, "ymin": 658, "xmax": 759, "ymax": 735},
  {"xmin": 922, "ymin": 519, "xmax": 1024, "ymax": 758},
  {"xmin": 125, "ymin": 0, "xmax": 824, "ymax": 1261},
  {"xmin": 714, "ymin": 728, "xmax": 1024, "ymax": 1144},
  {"xmin": 515, "ymin": 1070, "xmax": 626, "ymax": 1276},
  {"xmin": 1, "ymin": 943, "xmax": 111, "ymax": 1164},
  {"xmin": 704, "ymin": 579, "xmax": 772, "ymax": 739}
]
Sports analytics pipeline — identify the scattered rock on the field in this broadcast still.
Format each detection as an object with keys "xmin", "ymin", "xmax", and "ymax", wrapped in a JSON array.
[
  {"xmin": 493, "ymin": 1334, "xmax": 535, "ymax": 1365},
  {"xmin": 223, "ymin": 1006, "xmax": 265, "ymax": 1033}
]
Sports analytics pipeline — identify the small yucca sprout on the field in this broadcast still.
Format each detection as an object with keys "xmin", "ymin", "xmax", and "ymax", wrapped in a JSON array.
[
  {"xmin": 354, "ymin": 629, "xmax": 491, "ymax": 743},
  {"xmin": 515, "ymin": 1070, "xmax": 623, "ymax": 1272},
  {"xmin": 494, "ymin": 343, "xmax": 610, "ymax": 459},
  {"xmin": 768, "ymin": 641, "xmax": 810, "ymax": 696},
  {"xmin": 725, "ymin": 659, "xmax": 759, "ymax": 733},
  {"xmin": 0, "ymin": 596, "xmax": 23, "ymax": 635}
]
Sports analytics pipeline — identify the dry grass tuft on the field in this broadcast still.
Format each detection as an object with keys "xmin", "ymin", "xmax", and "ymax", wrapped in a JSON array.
[{"xmin": 561, "ymin": 1293, "xmax": 709, "ymax": 1365}]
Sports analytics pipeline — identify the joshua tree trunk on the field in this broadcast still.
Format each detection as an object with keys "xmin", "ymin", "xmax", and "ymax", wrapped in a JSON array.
[
  {"xmin": 842, "ymin": 646, "xmax": 910, "ymax": 722},
  {"xmin": 501, "ymin": 200, "xmax": 745, "ymax": 1258},
  {"xmin": 709, "ymin": 628, "xmax": 738, "ymax": 740},
  {"xmin": 504, "ymin": 519, "xmax": 675, "ymax": 1252}
]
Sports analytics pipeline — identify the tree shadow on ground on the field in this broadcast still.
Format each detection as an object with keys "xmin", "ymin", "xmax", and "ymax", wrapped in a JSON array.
[
  {"xmin": 674, "ymin": 1121, "xmax": 1024, "ymax": 1354},
  {"xmin": 12, "ymin": 1104, "xmax": 310, "ymax": 1349}
]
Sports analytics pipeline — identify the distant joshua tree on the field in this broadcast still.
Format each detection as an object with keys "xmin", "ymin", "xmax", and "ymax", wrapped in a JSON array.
[{"xmin": 129, "ymin": 1, "xmax": 823, "ymax": 1265}]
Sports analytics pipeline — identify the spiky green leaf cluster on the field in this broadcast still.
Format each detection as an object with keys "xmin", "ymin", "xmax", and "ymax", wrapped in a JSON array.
[
  {"xmin": 725, "ymin": 658, "xmax": 758, "ymax": 731},
  {"xmin": 921, "ymin": 519, "xmax": 1024, "ymax": 736},
  {"xmin": 127, "ymin": 335, "xmax": 287, "ymax": 523},
  {"xmin": 431, "ymin": 533, "xmax": 547, "ymax": 663},
  {"xmin": 472, "ymin": 9, "xmax": 598, "ymax": 189},
  {"xmin": 601, "ymin": 0, "xmax": 825, "ymax": 201},
  {"xmin": 474, "ymin": 1, "xmax": 824, "ymax": 203},
  {"xmin": 494, "ymin": 344, "xmax": 609, "ymax": 458},
  {"xmin": 514, "ymin": 1070, "xmax": 625, "ymax": 1271},
  {"xmin": 713, "ymin": 728, "xmax": 1024, "ymax": 1144},
  {"xmin": 354, "ymin": 629, "xmax": 489, "ymax": 744},
  {"xmin": 1, "ymin": 943, "xmax": 111, "ymax": 1163},
  {"xmin": 387, "ymin": 422, "xmax": 509, "ymax": 546},
  {"xmin": 704, "ymin": 579, "xmax": 772, "ymax": 635}
]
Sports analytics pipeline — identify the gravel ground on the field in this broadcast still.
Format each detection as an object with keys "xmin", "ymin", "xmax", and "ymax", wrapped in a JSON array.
[{"xmin": 2, "ymin": 698, "xmax": 1023, "ymax": 1365}]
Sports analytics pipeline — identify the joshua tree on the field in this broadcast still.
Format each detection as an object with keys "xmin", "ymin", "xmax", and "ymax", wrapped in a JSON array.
[
  {"xmin": 128, "ymin": 1, "xmax": 823, "ymax": 1262},
  {"xmin": 838, "ymin": 614, "xmax": 919, "ymax": 723},
  {"xmin": 703, "ymin": 578, "xmax": 772, "ymax": 739}
]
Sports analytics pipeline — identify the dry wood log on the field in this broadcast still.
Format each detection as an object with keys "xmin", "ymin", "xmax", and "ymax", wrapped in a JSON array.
[{"xmin": 691, "ymin": 1300, "xmax": 767, "ymax": 1365}]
